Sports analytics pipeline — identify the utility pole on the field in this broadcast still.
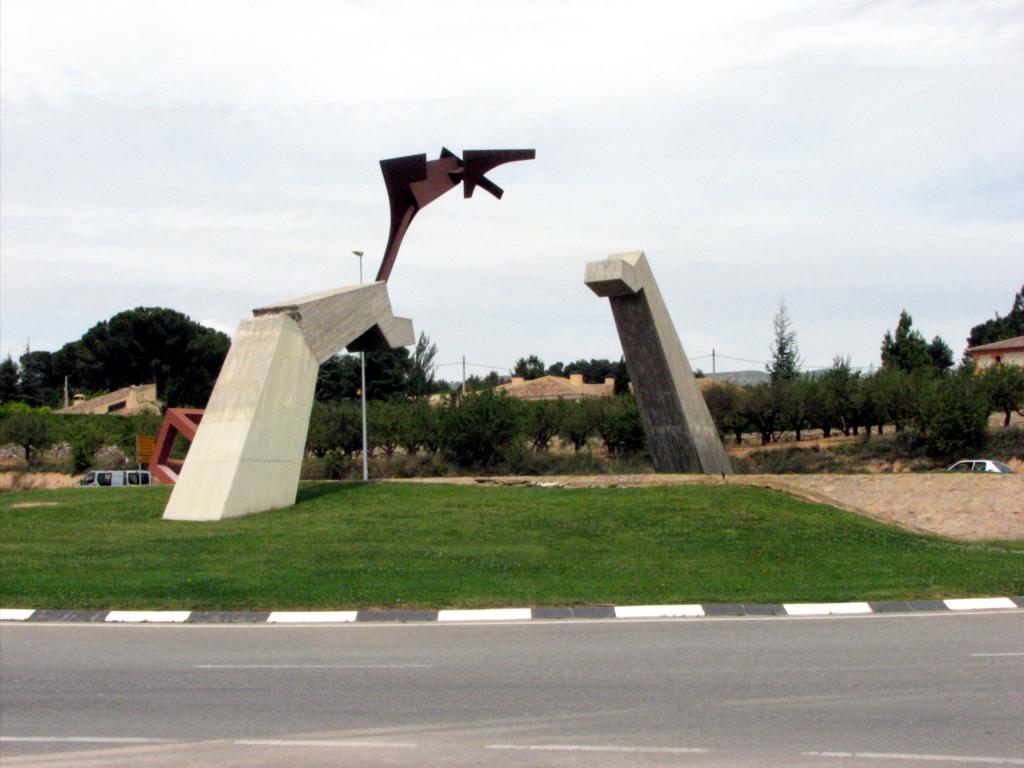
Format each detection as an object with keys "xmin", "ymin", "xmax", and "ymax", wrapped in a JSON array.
[
  {"xmin": 353, "ymin": 250, "xmax": 368, "ymax": 482},
  {"xmin": 712, "ymin": 348, "xmax": 716, "ymax": 377},
  {"xmin": 461, "ymin": 355, "xmax": 467, "ymax": 395},
  {"xmin": 63, "ymin": 376, "xmax": 69, "ymax": 409}
]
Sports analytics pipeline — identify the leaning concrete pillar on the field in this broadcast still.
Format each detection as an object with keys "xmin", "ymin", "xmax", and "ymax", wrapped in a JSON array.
[
  {"xmin": 163, "ymin": 283, "xmax": 413, "ymax": 521},
  {"xmin": 585, "ymin": 251, "xmax": 732, "ymax": 475}
]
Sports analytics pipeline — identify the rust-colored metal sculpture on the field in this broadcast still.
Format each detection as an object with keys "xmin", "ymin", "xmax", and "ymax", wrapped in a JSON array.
[
  {"xmin": 150, "ymin": 408, "xmax": 204, "ymax": 484},
  {"xmin": 376, "ymin": 147, "xmax": 535, "ymax": 281}
]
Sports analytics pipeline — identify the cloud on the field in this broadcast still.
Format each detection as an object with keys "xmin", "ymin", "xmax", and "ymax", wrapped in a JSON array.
[{"xmin": 2, "ymin": 0, "xmax": 1022, "ymax": 370}]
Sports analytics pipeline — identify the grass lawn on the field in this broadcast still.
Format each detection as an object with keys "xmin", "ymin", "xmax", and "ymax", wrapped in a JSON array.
[{"xmin": 1, "ymin": 482, "xmax": 1021, "ymax": 610}]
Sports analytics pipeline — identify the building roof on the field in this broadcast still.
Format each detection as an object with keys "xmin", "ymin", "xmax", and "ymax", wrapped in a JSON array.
[
  {"xmin": 497, "ymin": 375, "xmax": 614, "ymax": 401},
  {"xmin": 58, "ymin": 383, "xmax": 162, "ymax": 416},
  {"xmin": 966, "ymin": 335, "xmax": 1024, "ymax": 354}
]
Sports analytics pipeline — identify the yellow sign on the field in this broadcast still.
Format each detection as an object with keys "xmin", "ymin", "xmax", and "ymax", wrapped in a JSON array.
[{"xmin": 136, "ymin": 435, "xmax": 157, "ymax": 465}]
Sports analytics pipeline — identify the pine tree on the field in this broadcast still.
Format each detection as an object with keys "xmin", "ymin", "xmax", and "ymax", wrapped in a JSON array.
[
  {"xmin": 881, "ymin": 310, "xmax": 931, "ymax": 373},
  {"xmin": 927, "ymin": 336, "xmax": 954, "ymax": 374},
  {"xmin": 967, "ymin": 285, "xmax": 1024, "ymax": 348},
  {"xmin": 0, "ymin": 355, "xmax": 20, "ymax": 403},
  {"xmin": 766, "ymin": 301, "xmax": 801, "ymax": 384}
]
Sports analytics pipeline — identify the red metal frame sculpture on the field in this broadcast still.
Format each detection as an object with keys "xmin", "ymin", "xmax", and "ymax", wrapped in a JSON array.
[
  {"xmin": 376, "ymin": 147, "xmax": 535, "ymax": 282},
  {"xmin": 150, "ymin": 408, "xmax": 204, "ymax": 484}
]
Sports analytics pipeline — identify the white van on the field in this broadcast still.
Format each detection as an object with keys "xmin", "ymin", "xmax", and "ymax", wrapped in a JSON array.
[{"xmin": 79, "ymin": 470, "xmax": 153, "ymax": 487}]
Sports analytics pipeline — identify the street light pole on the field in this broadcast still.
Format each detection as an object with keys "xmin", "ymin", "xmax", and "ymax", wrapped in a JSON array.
[{"xmin": 353, "ymin": 250, "xmax": 368, "ymax": 483}]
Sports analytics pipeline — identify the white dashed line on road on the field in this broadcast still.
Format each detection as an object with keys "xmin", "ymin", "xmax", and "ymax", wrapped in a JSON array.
[
  {"xmin": 234, "ymin": 739, "xmax": 417, "ymax": 749},
  {"xmin": 193, "ymin": 664, "xmax": 433, "ymax": 669},
  {"xmin": 804, "ymin": 750, "xmax": 1024, "ymax": 764},
  {"xmin": 1, "ymin": 736, "xmax": 175, "ymax": 744},
  {"xmin": 437, "ymin": 608, "xmax": 532, "ymax": 622},
  {"xmin": 487, "ymin": 744, "xmax": 709, "ymax": 754},
  {"xmin": 944, "ymin": 598, "xmax": 1018, "ymax": 611},
  {"xmin": 969, "ymin": 652, "xmax": 1024, "ymax": 657}
]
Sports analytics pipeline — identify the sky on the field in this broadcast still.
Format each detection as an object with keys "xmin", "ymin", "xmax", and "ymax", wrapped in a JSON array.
[{"xmin": 2, "ymin": 0, "xmax": 1022, "ymax": 381}]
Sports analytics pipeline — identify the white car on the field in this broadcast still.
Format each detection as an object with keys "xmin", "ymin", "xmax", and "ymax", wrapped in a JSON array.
[
  {"xmin": 79, "ymin": 470, "xmax": 153, "ymax": 487},
  {"xmin": 946, "ymin": 459, "xmax": 1014, "ymax": 474}
]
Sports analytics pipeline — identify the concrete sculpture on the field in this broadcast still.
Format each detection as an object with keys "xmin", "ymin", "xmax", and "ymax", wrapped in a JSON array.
[
  {"xmin": 585, "ymin": 251, "xmax": 732, "ymax": 475},
  {"xmin": 163, "ymin": 283, "xmax": 413, "ymax": 521}
]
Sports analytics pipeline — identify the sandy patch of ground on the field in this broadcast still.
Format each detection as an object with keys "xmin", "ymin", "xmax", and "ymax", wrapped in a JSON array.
[
  {"xmin": 0, "ymin": 472, "xmax": 82, "ymax": 491},
  {"xmin": 392, "ymin": 472, "xmax": 1024, "ymax": 541}
]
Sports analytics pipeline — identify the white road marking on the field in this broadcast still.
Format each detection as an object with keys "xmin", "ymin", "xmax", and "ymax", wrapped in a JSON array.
[
  {"xmin": 194, "ymin": 664, "xmax": 433, "ymax": 669},
  {"xmin": 104, "ymin": 611, "xmax": 191, "ymax": 623},
  {"xmin": 234, "ymin": 739, "xmax": 416, "ymax": 748},
  {"xmin": 944, "ymin": 598, "xmax": 1017, "ymax": 611},
  {"xmin": 266, "ymin": 611, "xmax": 358, "ymax": 623},
  {"xmin": 804, "ymin": 750, "xmax": 1024, "ymax": 764},
  {"xmin": 784, "ymin": 602, "xmax": 872, "ymax": 616},
  {"xmin": 1, "ymin": 607, "xmax": 1017, "ymax": 631},
  {"xmin": 614, "ymin": 604, "xmax": 704, "ymax": 618},
  {"xmin": 1, "ymin": 736, "xmax": 175, "ymax": 744},
  {"xmin": 487, "ymin": 744, "xmax": 709, "ymax": 754},
  {"xmin": 0, "ymin": 609, "xmax": 35, "ymax": 621},
  {"xmin": 970, "ymin": 652, "xmax": 1024, "ymax": 657},
  {"xmin": 437, "ymin": 608, "xmax": 531, "ymax": 622}
]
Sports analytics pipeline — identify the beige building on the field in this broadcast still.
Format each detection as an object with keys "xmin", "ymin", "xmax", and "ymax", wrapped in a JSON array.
[
  {"xmin": 966, "ymin": 335, "xmax": 1024, "ymax": 371},
  {"xmin": 497, "ymin": 373, "xmax": 615, "ymax": 402},
  {"xmin": 58, "ymin": 383, "xmax": 162, "ymax": 416}
]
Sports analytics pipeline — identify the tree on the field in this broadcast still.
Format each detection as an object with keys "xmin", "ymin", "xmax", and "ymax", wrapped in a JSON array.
[
  {"xmin": 780, "ymin": 376, "xmax": 813, "ymax": 441},
  {"xmin": 439, "ymin": 389, "xmax": 523, "ymax": 468},
  {"xmin": 559, "ymin": 399, "xmax": 601, "ymax": 451},
  {"xmin": 980, "ymin": 363, "xmax": 1024, "ymax": 427},
  {"xmin": 305, "ymin": 402, "xmax": 361, "ymax": 457},
  {"xmin": 525, "ymin": 399, "xmax": 565, "ymax": 452},
  {"xmin": 46, "ymin": 307, "xmax": 230, "ymax": 408},
  {"xmin": 64, "ymin": 417, "xmax": 106, "ymax": 472},
  {"xmin": 465, "ymin": 371, "xmax": 501, "ymax": 392},
  {"xmin": 917, "ymin": 369, "xmax": 989, "ymax": 457},
  {"xmin": 513, "ymin": 355, "xmax": 545, "ymax": 380},
  {"xmin": 927, "ymin": 336, "xmax": 954, "ymax": 374},
  {"xmin": 702, "ymin": 382, "xmax": 748, "ymax": 445},
  {"xmin": 741, "ymin": 383, "xmax": 781, "ymax": 445},
  {"xmin": 872, "ymin": 368, "xmax": 917, "ymax": 433},
  {"xmin": 408, "ymin": 333, "xmax": 438, "ymax": 397},
  {"xmin": 598, "ymin": 396, "xmax": 647, "ymax": 456},
  {"xmin": 817, "ymin": 357, "xmax": 857, "ymax": 436},
  {"xmin": 368, "ymin": 400, "xmax": 402, "ymax": 457},
  {"xmin": 314, "ymin": 348, "xmax": 414, "ymax": 402},
  {"xmin": 395, "ymin": 400, "xmax": 438, "ymax": 455},
  {"xmin": 881, "ymin": 310, "xmax": 931, "ymax": 373},
  {"xmin": 0, "ymin": 356, "xmax": 19, "ymax": 404},
  {"xmin": 967, "ymin": 285, "xmax": 1024, "ymax": 348},
  {"xmin": 18, "ymin": 349, "xmax": 59, "ymax": 407},
  {"xmin": 0, "ymin": 404, "xmax": 55, "ymax": 464},
  {"xmin": 766, "ymin": 301, "xmax": 801, "ymax": 384}
]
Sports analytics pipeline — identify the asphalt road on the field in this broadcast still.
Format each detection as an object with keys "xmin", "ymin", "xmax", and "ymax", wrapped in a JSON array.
[{"xmin": 1, "ymin": 611, "xmax": 1022, "ymax": 767}]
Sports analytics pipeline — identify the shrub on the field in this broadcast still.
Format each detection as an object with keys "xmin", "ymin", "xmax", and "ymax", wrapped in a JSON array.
[
  {"xmin": 439, "ymin": 390, "xmax": 524, "ymax": 468},
  {"xmin": 559, "ymin": 399, "xmax": 603, "ymax": 451},
  {"xmin": 917, "ymin": 369, "xmax": 989, "ymax": 458},
  {"xmin": 0, "ymin": 403, "xmax": 55, "ymax": 464},
  {"xmin": 525, "ymin": 399, "xmax": 565, "ymax": 452},
  {"xmin": 598, "ymin": 396, "xmax": 647, "ymax": 456}
]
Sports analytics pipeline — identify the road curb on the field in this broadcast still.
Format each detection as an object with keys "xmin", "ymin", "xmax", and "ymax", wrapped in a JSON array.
[{"xmin": 3, "ymin": 597, "xmax": 1022, "ymax": 624}]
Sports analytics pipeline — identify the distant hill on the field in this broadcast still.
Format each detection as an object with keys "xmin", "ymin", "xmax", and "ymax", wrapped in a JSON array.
[{"xmin": 701, "ymin": 370, "xmax": 770, "ymax": 386}]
